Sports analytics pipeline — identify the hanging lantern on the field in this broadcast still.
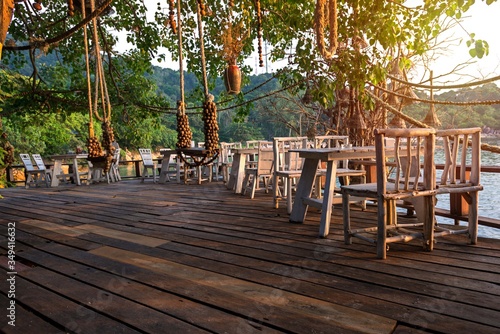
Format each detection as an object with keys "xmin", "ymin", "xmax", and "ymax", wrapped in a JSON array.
[{"xmin": 223, "ymin": 64, "xmax": 242, "ymax": 95}]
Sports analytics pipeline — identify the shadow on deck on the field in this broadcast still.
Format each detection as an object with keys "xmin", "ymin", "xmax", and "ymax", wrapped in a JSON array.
[{"xmin": 1, "ymin": 180, "xmax": 499, "ymax": 333}]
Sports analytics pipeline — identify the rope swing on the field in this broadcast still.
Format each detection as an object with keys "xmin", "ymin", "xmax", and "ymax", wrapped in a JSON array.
[{"xmin": 314, "ymin": 0, "xmax": 338, "ymax": 60}]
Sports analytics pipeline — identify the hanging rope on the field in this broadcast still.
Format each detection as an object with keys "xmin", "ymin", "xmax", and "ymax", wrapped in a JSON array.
[
  {"xmin": 84, "ymin": 0, "xmax": 115, "ymax": 172},
  {"xmin": 369, "ymin": 81, "xmax": 500, "ymax": 106},
  {"xmin": 175, "ymin": 0, "xmax": 193, "ymax": 149},
  {"xmin": 196, "ymin": 0, "xmax": 219, "ymax": 157},
  {"xmin": 314, "ymin": 0, "xmax": 338, "ymax": 60},
  {"xmin": 365, "ymin": 89, "xmax": 431, "ymax": 128},
  {"xmin": 388, "ymin": 73, "xmax": 500, "ymax": 90}
]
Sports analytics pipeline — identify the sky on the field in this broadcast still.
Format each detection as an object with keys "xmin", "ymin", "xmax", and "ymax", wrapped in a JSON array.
[
  {"xmin": 410, "ymin": 1, "xmax": 500, "ymax": 86},
  {"xmin": 134, "ymin": 1, "xmax": 500, "ymax": 85}
]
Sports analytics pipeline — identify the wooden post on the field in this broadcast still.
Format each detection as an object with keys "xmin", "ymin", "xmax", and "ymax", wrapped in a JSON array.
[{"xmin": 450, "ymin": 166, "xmax": 470, "ymax": 220}]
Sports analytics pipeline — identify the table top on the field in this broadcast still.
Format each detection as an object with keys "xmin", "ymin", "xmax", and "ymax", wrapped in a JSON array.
[
  {"xmin": 177, "ymin": 147, "xmax": 218, "ymax": 157},
  {"xmin": 49, "ymin": 154, "xmax": 89, "ymax": 160},
  {"xmin": 233, "ymin": 147, "xmax": 272, "ymax": 154},
  {"xmin": 160, "ymin": 149, "xmax": 178, "ymax": 155},
  {"xmin": 290, "ymin": 146, "xmax": 376, "ymax": 160}
]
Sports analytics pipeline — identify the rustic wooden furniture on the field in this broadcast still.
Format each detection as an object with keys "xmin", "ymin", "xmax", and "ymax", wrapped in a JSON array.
[
  {"xmin": 227, "ymin": 142, "xmax": 272, "ymax": 194},
  {"xmin": 341, "ymin": 128, "xmax": 437, "ymax": 259},
  {"xmin": 218, "ymin": 142, "xmax": 242, "ymax": 184},
  {"xmin": 108, "ymin": 148, "xmax": 121, "ymax": 182},
  {"xmin": 139, "ymin": 148, "xmax": 158, "ymax": 183},
  {"xmin": 272, "ymin": 136, "xmax": 308, "ymax": 213},
  {"xmin": 314, "ymin": 135, "xmax": 367, "ymax": 190},
  {"xmin": 49, "ymin": 154, "xmax": 88, "ymax": 187},
  {"xmin": 87, "ymin": 160, "xmax": 110, "ymax": 184},
  {"xmin": 435, "ymin": 127, "xmax": 483, "ymax": 244},
  {"xmin": 242, "ymin": 142, "xmax": 275, "ymax": 199},
  {"xmin": 158, "ymin": 149, "xmax": 181, "ymax": 183},
  {"xmin": 20, "ymin": 153, "xmax": 51, "ymax": 188},
  {"xmin": 31, "ymin": 154, "xmax": 53, "ymax": 185},
  {"xmin": 176, "ymin": 147, "xmax": 219, "ymax": 185},
  {"xmin": 289, "ymin": 145, "xmax": 379, "ymax": 237}
]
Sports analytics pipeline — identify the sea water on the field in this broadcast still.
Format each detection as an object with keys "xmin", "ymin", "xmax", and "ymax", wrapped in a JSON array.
[{"xmin": 435, "ymin": 137, "xmax": 500, "ymax": 239}]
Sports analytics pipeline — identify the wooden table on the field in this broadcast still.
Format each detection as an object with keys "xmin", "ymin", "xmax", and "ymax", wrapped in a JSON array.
[
  {"xmin": 158, "ymin": 149, "xmax": 181, "ymax": 183},
  {"xmin": 49, "ymin": 154, "xmax": 89, "ymax": 187},
  {"xmin": 226, "ymin": 148, "xmax": 259, "ymax": 194},
  {"xmin": 177, "ymin": 148, "xmax": 218, "ymax": 185},
  {"xmin": 289, "ymin": 147, "xmax": 377, "ymax": 237}
]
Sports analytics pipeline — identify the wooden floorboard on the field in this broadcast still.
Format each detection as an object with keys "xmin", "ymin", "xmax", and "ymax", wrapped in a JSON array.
[{"xmin": 1, "ymin": 180, "xmax": 500, "ymax": 333}]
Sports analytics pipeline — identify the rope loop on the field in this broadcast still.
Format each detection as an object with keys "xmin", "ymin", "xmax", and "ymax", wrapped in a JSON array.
[{"xmin": 314, "ymin": 0, "xmax": 338, "ymax": 60}]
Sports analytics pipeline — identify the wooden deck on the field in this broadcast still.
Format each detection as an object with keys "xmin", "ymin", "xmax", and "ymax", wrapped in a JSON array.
[{"xmin": 1, "ymin": 180, "xmax": 500, "ymax": 333}]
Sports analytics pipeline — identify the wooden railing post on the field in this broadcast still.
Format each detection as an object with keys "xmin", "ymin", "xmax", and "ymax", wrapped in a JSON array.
[{"xmin": 450, "ymin": 166, "xmax": 470, "ymax": 219}]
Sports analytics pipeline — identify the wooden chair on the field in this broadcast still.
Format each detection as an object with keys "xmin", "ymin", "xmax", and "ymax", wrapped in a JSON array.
[
  {"xmin": 139, "ymin": 148, "xmax": 158, "ymax": 183},
  {"xmin": 341, "ymin": 128, "xmax": 437, "ymax": 259},
  {"xmin": 20, "ymin": 153, "xmax": 51, "ymax": 188},
  {"xmin": 272, "ymin": 136, "xmax": 308, "ymax": 213},
  {"xmin": 219, "ymin": 142, "xmax": 242, "ymax": 184},
  {"xmin": 109, "ymin": 147, "xmax": 121, "ymax": 182},
  {"xmin": 313, "ymin": 135, "xmax": 367, "ymax": 206},
  {"xmin": 242, "ymin": 141, "xmax": 274, "ymax": 199},
  {"xmin": 435, "ymin": 127, "xmax": 483, "ymax": 244},
  {"xmin": 31, "ymin": 154, "xmax": 53, "ymax": 183},
  {"xmin": 314, "ymin": 135, "xmax": 367, "ymax": 189},
  {"xmin": 245, "ymin": 140, "xmax": 271, "ymax": 167}
]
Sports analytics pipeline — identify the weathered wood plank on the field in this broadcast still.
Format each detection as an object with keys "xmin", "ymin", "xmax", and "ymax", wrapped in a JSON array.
[{"xmin": 0, "ymin": 268, "xmax": 141, "ymax": 333}]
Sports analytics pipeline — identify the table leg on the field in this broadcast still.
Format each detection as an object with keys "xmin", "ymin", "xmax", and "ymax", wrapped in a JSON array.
[
  {"xmin": 319, "ymin": 160, "xmax": 337, "ymax": 237},
  {"xmin": 226, "ymin": 153, "xmax": 241, "ymax": 190},
  {"xmin": 72, "ymin": 158, "xmax": 81, "ymax": 186},
  {"xmin": 158, "ymin": 153, "xmax": 172, "ymax": 184},
  {"xmin": 51, "ymin": 160, "xmax": 62, "ymax": 187},
  {"xmin": 289, "ymin": 158, "xmax": 320, "ymax": 224},
  {"xmin": 176, "ymin": 159, "xmax": 181, "ymax": 183}
]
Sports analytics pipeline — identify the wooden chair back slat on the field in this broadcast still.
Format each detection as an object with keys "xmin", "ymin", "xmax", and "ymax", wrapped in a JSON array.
[
  {"xmin": 20, "ymin": 153, "xmax": 35, "ymax": 171},
  {"xmin": 436, "ymin": 127, "xmax": 481, "ymax": 186}
]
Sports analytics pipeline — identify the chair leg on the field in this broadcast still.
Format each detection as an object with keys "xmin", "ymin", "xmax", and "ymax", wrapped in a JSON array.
[
  {"xmin": 250, "ymin": 174, "xmax": 257, "ymax": 199},
  {"xmin": 273, "ymin": 175, "xmax": 280, "ymax": 209},
  {"xmin": 286, "ymin": 177, "xmax": 293, "ymax": 214},
  {"xmin": 468, "ymin": 191, "xmax": 479, "ymax": 244},
  {"xmin": 25, "ymin": 174, "xmax": 33, "ymax": 188},
  {"xmin": 422, "ymin": 195, "xmax": 435, "ymax": 252},
  {"xmin": 376, "ymin": 199, "xmax": 388, "ymax": 259},
  {"xmin": 141, "ymin": 166, "xmax": 146, "ymax": 183},
  {"xmin": 242, "ymin": 172, "xmax": 251, "ymax": 195},
  {"xmin": 342, "ymin": 192, "xmax": 352, "ymax": 245}
]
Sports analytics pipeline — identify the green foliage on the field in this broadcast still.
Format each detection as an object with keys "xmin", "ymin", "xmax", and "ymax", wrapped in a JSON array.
[{"xmin": 404, "ymin": 83, "xmax": 500, "ymax": 129}]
